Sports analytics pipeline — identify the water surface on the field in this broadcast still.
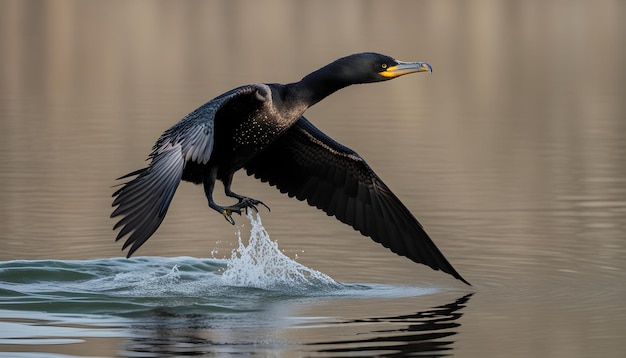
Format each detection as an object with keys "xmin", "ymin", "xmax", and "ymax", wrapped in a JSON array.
[{"xmin": 0, "ymin": 213, "xmax": 465, "ymax": 357}]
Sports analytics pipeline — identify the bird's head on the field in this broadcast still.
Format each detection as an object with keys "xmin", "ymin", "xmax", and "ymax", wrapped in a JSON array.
[
  {"xmin": 331, "ymin": 52, "xmax": 432, "ymax": 84},
  {"xmin": 295, "ymin": 52, "xmax": 432, "ymax": 107}
]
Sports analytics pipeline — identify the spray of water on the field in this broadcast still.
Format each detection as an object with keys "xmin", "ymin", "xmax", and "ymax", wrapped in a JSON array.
[{"xmin": 220, "ymin": 211, "xmax": 339, "ymax": 292}]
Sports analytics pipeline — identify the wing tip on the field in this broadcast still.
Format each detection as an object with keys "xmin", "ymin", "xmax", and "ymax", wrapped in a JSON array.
[{"xmin": 447, "ymin": 267, "xmax": 472, "ymax": 286}]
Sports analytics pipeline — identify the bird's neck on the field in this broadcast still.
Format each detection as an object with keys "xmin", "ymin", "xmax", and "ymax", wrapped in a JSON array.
[{"xmin": 287, "ymin": 65, "xmax": 353, "ymax": 108}]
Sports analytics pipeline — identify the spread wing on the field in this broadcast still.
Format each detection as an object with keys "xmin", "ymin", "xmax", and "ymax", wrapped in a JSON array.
[
  {"xmin": 245, "ymin": 117, "xmax": 469, "ymax": 284},
  {"xmin": 111, "ymin": 84, "xmax": 270, "ymax": 257}
]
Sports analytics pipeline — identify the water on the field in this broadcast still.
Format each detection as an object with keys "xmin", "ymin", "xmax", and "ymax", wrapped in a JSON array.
[
  {"xmin": 1, "ymin": 0, "xmax": 626, "ymax": 357},
  {"xmin": 0, "ymin": 213, "xmax": 452, "ymax": 357}
]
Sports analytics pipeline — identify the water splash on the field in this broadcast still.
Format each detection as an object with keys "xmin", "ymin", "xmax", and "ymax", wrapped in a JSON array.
[{"xmin": 220, "ymin": 211, "xmax": 340, "ymax": 292}]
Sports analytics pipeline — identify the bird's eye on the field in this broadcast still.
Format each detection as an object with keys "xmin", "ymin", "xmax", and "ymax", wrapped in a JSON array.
[{"xmin": 381, "ymin": 64, "xmax": 388, "ymax": 69}]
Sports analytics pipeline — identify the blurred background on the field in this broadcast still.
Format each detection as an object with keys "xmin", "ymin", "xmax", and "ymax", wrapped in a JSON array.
[{"xmin": 0, "ymin": 0, "xmax": 625, "ymax": 356}]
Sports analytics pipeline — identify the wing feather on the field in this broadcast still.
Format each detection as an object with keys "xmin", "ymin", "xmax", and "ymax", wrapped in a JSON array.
[
  {"xmin": 111, "ymin": 146, "xmax": 184, "ymax": 257},
  {"xmin": 112, "ymin": 84, "xmax": 270, "ymax": 257},
  {"xmin": 245, "ymin": 117, "xmax": 469, "ymax": 284}
]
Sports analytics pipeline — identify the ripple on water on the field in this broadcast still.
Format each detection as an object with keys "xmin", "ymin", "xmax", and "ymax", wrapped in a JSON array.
[{"xmin": 0, "ymin": 212, "xmax": 438, "ymax": 318}]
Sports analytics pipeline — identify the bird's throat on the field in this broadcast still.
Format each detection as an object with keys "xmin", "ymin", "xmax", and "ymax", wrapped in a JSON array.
[{"xmin": 290, "ymin": 67, "xmax": 353, "ymax": 108}]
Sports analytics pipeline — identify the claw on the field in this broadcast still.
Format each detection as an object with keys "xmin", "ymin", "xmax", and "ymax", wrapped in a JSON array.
[
  {"xmin": 239, "ymin": 198, "xmax": 257, "ymax": 214},
  {"xmin": 258, "ymin": 200, "xmax": 271, "ymax": 212},
  {"xmin": 216, "ymin": 197, "xmax": 270, "ymax": 225},
  {"xmin": 222, "ymin": 209, "xmax": 237, "ymax": 225},
  {"xmin": 240, "ymin": 197, "xmax": 271, "ymax": 213}
]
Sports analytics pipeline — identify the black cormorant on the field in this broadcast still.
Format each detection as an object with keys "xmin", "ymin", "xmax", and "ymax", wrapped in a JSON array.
[{"xmin": 111, "ymin": 52, "xmax": 469, "ymax": 285}]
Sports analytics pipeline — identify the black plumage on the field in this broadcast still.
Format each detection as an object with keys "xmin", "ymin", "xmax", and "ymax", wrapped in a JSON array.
[{"xmin": 111, "ymin": 52, "xmax": 469, "ymax": 285}]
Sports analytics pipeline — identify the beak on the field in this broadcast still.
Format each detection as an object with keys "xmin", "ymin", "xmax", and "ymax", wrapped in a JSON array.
[{"xmin": 380, "ymin": 60, "xmax": 432, "ymax": 78}]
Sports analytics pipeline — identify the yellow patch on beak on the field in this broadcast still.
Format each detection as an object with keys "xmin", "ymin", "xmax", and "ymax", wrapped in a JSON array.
[{"xmin": 380, "ymin": 62, "xmax": 432, "ymax": 78}]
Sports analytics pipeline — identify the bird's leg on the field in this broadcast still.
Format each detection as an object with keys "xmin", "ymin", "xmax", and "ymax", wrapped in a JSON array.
[
  {"xmin": 203, "ymin": 168, "xmax": 241, "ymax": 225},
  {"xmin": 223, "ymin": 172, "xmax": 270, "ymax": 214},
  {"xmin": 203, "ymin": 170, "xmax": 270, "ymax": 225}
]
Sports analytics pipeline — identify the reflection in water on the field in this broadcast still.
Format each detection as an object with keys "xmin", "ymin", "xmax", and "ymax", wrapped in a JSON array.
[
  {"xmin": 123, "ymin": 309, "xmax": 238, "ymax": 358},
  {"xmin": 119, "ymin": 294, "xmax": 472, "ymax": 357},
  {"xmin": 0, "ymin": 256, "xmax": 455, "ymax": 356},
  {"xmin": 306, "ymin": 294, "xmax": 472, "ymax": 357},
  {"xmin": 123, "ymin": 309, "xmax": 282, "ymax": 357}
]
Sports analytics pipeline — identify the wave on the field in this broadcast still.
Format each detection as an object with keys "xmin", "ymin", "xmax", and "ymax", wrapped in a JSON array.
[{"xmin": 0, "ymin": 212, "xmax": 437, "ymax": 318}]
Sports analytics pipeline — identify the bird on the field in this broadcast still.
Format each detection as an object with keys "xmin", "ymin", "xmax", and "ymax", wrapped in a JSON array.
[{"xmin": 111, "ymin": 52, "xmax": 470, "ymax": 285}]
